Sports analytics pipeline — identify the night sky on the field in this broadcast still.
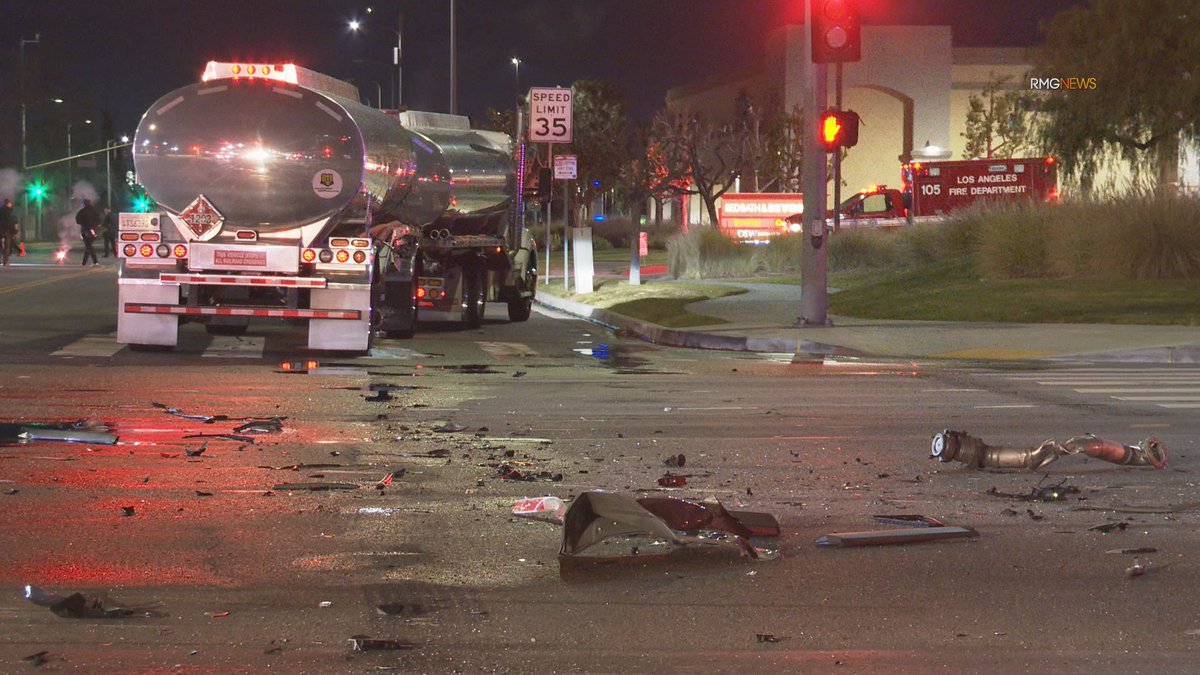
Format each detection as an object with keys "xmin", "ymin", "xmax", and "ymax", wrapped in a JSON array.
[{"xmin": 2, "ymin": 0, "xmax": 1089, "ymax": 167}]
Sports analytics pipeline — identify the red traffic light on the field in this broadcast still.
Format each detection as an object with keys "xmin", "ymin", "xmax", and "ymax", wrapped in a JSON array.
[
  {"xmin": 812, "ymin": 0, "xmax": 861, "ymax": 63},
  {"xmin": 818, "ymin": 109, "xmax": 860, "ymax": 152}
]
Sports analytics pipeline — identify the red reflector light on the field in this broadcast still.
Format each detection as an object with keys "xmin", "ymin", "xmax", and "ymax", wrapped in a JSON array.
[
  {"xmin": 279, "ymin": 360, "xmax": 320, "ymax": 373},
  {"xmin": 246, "ymin": 65, "xmax": 256, "ymax": 75},
  {"xmin": 335, "ymin": 249, "xmax": 350, "ymax": 263},
  {"xmin": 231, "ymin": 65, "xmax": 241, "ymax": 75},
  {"xmin": 139, "ymin": 244, "xmax": 154, "ymax": 257},
  {"xmin": 352, "ymin": 251, "xmax": 366, "ymax": 264},
  {"xmin": 1045, "ymin": 156, "xmax": 1056, "ymax": 165},
  {"xmin": 301, "ymin": 248, "xmax": 317, "ymax": 263},
  {"xmin": 330, "ymin": 238, "xmax": 350, "ymax": 248},
  {"xmin": 140, "ymin": 232, "xmax": 160, "ymax": 242},
  {"xmin": 262, "ymin": 65, "xmax": 272, "ymax": 75},
  {"xmin": 123, "ymin": 244, "xmax": 137, "ymax": 257},
  {"xmin": 120, "ymin": 232, "xmax": 140, "ymax": 241},
  {"xmin": 351, "ymin": 239, "xmax": 370, "ymax": 248},
  {"xmin": 235, "ymin": 230, "xmax": 257, "ymax": 240},
  {"xmin": 173, "ymin": 244, "xmax": 188, "ymax": 258}
]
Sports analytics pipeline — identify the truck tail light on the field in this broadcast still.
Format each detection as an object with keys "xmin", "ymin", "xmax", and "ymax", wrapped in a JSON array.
[
  {"xmin": 301, "ymin": 248, "xmax": 317, "ymax": 263},
  {"xmin": 235, "ymin": 230, "xmax": 258, "ymax": 241},
  {"xmin": 352, "ymin": 251, "xmax": 366, "ymax": 264},
  {"xmin": 140, "ymin": 232, "xmax": 160, "ymax": 242},
  {"xmin": 416, "ymin": 287, "xmax": 427, "ymax": 299},
  {"xmin": 318, "ymin": 249, "xmax": 333, "ymax": 263},
  {"xmin": 120, "ymin": 232, "xmax": 140, "ymax": 242},
  {"xmin": 156, "ymin": 244, "xmax": 170, "ymax": 258},
  {"xmin": 330, "ymin": 238, "xmax": 350, "ymax": 247},
  {"xmin": 335, "ymin": 250, "xmax": 350, "ymax": 263},
  {"xmin": 123, "ymin": 244, "xmax": 137, "ymax": 257},
  {"xmin": 139, "ymin": 244, "xmax": 154, "ymax": 257},
  {"xmin": 173, "ymin": 244, "xmax": 188, "ymax": 258}
]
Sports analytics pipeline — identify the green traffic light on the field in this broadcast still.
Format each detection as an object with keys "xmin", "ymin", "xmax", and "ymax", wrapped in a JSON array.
[
  {"xmin": 28, "ymin": 182, "xmax": 48, "ymax": 202},
  {"xmin": 132, "ymin": 196, "xmax": 152, "ymax": 212}
]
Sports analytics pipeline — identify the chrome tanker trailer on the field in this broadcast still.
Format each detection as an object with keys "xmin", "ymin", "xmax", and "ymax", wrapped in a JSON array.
[{"xmin": 117, "ymin": 61, "xmax": 537, "ymax": 352}]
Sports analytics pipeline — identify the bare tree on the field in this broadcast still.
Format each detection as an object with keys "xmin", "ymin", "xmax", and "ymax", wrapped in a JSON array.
[
  {"xmin": 962, "ymin": 74, "xmax": 1033, "ymax": 159},
  {"xmin": 655, "ymin": 109, "xmax": 750, "ymax": 227}
]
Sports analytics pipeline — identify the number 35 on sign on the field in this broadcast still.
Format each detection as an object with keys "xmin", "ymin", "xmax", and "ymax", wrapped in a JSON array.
[{"xmin": 528, "ymin": 87, "xmax": 573, "ymax": 143}]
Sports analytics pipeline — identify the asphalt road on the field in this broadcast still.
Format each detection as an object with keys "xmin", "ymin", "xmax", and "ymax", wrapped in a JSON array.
[{"xmin": 2, "ymin": 261, "xmax": 1200, "ymax": 673}]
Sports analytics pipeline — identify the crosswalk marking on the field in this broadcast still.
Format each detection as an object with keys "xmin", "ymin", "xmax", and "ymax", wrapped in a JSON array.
[
  {"xmin": 477, "ymin": 341, "xmax": 539, "ymax": 358},
  {"xmin": 52, "ymin": 333, "xmax": 124, "ymax": 358},
  {"xmin": 201, "ymin": 335, "xmax": 266, "ymax": 359},
  {"xmin": 999, "ymin": 367, "xmax": 1200, "ymax": 410}
]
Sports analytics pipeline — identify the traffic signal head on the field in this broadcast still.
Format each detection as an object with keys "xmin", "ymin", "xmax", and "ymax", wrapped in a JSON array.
[
  {"xmin": 811, "ymin": 0, "xmax": 861, "ymax": 63},
  {"xmin": 132, "ymin": 195, "xmax": 153, "ymax": 212},
  {"xmin": 28, "ymin": 181, "xmax": 48, "ymax": 202}
]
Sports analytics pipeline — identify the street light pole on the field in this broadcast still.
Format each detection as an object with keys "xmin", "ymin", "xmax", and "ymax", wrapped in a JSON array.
[
  {"xmin": 450, "ymin": 0, "xmax": 457, "ymax": 114},
  {"xmin": 395, "ymin": 13, "xmax": 403, "ymax": 109},
  {"xmin": 511, "ymin": 57, "xmax": 521, "ymax": 98},
  {"xmin": 19, "ymin": 34, "xmax": 40, "ymax": 172}
]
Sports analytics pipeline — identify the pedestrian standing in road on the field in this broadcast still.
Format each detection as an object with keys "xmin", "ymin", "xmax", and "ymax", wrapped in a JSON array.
[
  {"xmin": 101, "ymin": 205, "xmax": 118, "ymax": 257},
  {"xmin": 76, "ymin": 199, "xmax": 101, "ymax": 266},
  {"xmin": 0, "ymin": 198, "xmax": 17, "ymax": 266}
]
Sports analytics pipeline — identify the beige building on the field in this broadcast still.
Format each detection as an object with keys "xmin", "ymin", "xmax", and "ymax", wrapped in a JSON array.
[{"xmin": 666, "ymin": 23, "xmax": 1196, "ymax": 225}]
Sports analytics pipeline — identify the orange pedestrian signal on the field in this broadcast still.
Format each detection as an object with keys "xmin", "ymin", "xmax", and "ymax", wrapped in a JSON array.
[{"xmin": 818, "ymin": 109, "xmax": 860, "ymax": 152}]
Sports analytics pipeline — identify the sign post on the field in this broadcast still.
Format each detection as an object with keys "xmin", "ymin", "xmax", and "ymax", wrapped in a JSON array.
[
  {"xmin": 530, "ymin": 87, "xmax": 573, "ymax": 285},
  {"xmin": 554, "ymin": 155, "xmax": 577, "ymax": 292}
]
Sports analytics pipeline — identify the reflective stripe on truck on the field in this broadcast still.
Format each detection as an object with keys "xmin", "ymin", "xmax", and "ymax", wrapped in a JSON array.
[
  {"xmin": 123, "ymin": 304, "xmax": 361, "ymax": 320},
  {"xmin": 160, "ymin": 273, "xmax": 328, "ymax": 288}
]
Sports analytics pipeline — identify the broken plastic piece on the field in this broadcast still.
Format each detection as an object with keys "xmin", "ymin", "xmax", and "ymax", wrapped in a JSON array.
[
  {"xmin": 559, "ymin": 491, "xmax": 779, "ymax": 572},
  {"xmin": 931, "ymin": 430, "xmax": 1167, "ymax": 470},
  {"xmin": 512, "ymin": 496, "xmax": 568, "ymax": 524},
  {"xmin": 664, "ymin": 453, "xmax": 686, "ymax": 468},
  {"xmin": 433, "ymin": 422, "xmax": 467, "ymax": 433},
  {"xmin": 233, "ymin": 419, "xmax": 283, "ymax": 434},
  {"xmin": 272, "ymin": 482, "xmax": 358, "ymax": 491},
  {"xmin": 1090, "ymin": 521, "xmax": 1129, "ymax": 534},
  {"xmin": 657, "ymin": 474, "xmax": 686, "ymax": 488},
  {"xmin": 815, "ymin": 526, "xmax": 979, "ymax": 548},
  {"xmin": 988, "ymin": 482, "xmax": 1080, "ymax": 502},
  {"xmin": 12, "ymin": 425, "xmax": 118, "ymax": 445}
]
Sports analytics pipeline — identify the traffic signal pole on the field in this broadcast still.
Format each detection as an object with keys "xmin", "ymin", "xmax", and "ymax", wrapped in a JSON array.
[{"xmin": 800, "ymin": 0, "xmax": 830, "ymax": 327}]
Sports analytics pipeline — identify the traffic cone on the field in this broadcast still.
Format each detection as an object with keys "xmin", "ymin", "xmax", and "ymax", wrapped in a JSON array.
[{"xmin": 18, "ymin": 242, "xmax": 26, "ymax": 257}]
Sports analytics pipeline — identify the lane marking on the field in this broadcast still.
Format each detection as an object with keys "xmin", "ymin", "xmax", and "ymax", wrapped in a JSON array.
[
  {"xmin": 974, "ymin": 404, "xmax": 1036, "ymax": 409},
  {"xmin": 52, "ymin": 333, "xmax": 123, "ymax": 358},
  {"xmin": 0, "ymin": 267, "xmax": 105, "ymax": 295}
]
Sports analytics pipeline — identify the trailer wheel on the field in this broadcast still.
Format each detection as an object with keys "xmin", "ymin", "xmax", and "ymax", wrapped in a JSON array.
[
  {"xmin": 507, "ymin": 297, "xmax": 532, "ymax": 322},
  {"xmin": 463, "ymin": 266, "xmax": 486, "ymax": 329}
]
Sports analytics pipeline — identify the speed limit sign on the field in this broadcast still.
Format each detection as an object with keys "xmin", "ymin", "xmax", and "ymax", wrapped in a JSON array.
[{"xmin": 528, "ymin": 87, "xmax": 573, "ymax": 143}]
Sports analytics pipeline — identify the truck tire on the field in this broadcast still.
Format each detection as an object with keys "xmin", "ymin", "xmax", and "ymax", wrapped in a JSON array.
[
  {"xmin": 507, "ymin": 297, "xmax": 532, "ymax": 322},
  {"xmin": 382, "ymin": 281, "xmax": 418, "ymax": 339},
  {"xmin": 463, "ymin": 266, "xmax": 486, "ymax": 329}
]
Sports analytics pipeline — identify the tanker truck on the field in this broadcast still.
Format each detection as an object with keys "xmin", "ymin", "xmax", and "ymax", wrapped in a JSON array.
[{"xmin": 117, "ymin": 61, "xmax": 537, "ymax": 352}]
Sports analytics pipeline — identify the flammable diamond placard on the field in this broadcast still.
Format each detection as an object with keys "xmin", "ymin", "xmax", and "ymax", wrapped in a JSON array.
[{"xmin": 179, "ymin": 194, "xmax": 224, "ymax": 239}]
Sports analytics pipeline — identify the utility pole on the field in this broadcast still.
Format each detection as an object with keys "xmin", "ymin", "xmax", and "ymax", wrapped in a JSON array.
[
  {"xmin": 394, "ymin": 12, "xmax": 403, "ymax": 109},
  {"xmin": 799, "ymin": 0, "xmax": 829, "ymax": 326}
]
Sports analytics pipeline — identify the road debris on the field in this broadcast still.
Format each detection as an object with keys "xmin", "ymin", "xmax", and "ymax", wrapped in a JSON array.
[
  {"xmin": 498, "ymin": 465, "xmax": 563, "ymax": 482},
  {"xmin": 987, "ymin": 480, "xmax": 1080, "ymax": 502},
  {"xmin": 433, "ymin": 422, "xmax": 467, "ymax": 433},
  {"xmin": 664, "ymin": 453, "xmax": 686, "ymax": 468},
  {"xmin": 559, "ymin": 491, "xmax": 780, "ymax": 575},
  {"xmin": 24, "ymin": 585, "xmax": 143, "ymax": 619},
  {"xmin": 183, "ymin": 433, "xmax": 256, "ymax": 443},
  {"xmin": 657, "ymin": 474, "xmax": 687, "ymax": 488},
  {"xmin": 2, "ymin": 420, "xmax": 118, "ymax": 445},
  {"xmin": 120, "ymin": 506, "xmax": 136, "ymax": 517},
  {"xmin": 512, "ymin": 496, "xmax": 568, "ymax": 524},
  {"xmin": 185, "ymin": 443, "xmax": 207, "ymax": 457},
  {"xmin": 872, "ymin": 514, "xmax": 944, "ymax": 528},
  {"xmin": 815, "ymin": 526, "xmax": 978, "ymax": 548},
  {"xmin": 348, "ymin": 636, "xmax": 416, "ymax": 651},
  {"xmin": 1089, "ymin": 521, "xmax": 1129, "ymax": 534},
  {"xmin": 376, "ymin": 469, "xmax": 406, "ymax": 488},
  {"xmin": 272, "ymin": 482, "xmax": 359, "ymax": 491},
  {"xmin": 931, "ymin": 430, "xmax": 1167, "ymax": 470},
  {"xmin": 1107, "ymin": 547, "xmax": 1158, "ymax": 555},
  {"xmin": 22, "ymin": 650, "xmax": 50, "ymax": 666},
  {"xmin": 756, "ymin": 634, "xmax": 782, "ymax": 643},
  {"xmin": 233, "ymin": 419, "xmax": 284, "ymax": 434}
]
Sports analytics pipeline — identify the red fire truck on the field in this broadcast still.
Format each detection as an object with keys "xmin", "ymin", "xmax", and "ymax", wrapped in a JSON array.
[{"xmin": 838, "ymin": 156, "xmax": 1059, "ymax": 225}]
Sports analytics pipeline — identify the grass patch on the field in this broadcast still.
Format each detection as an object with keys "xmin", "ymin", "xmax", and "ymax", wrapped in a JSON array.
[
  {"xmin": 547, "ymin": 279, "xmax": 745, "ymax": 327},
  {"xmin": 830, "ymin": 259, "xmax": 1200, "ymax": 325}
]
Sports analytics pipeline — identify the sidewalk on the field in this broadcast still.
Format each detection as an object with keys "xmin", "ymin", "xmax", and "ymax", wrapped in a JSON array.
[{"xmin": 536, "ymin": 280, "xmax": 1200, "ymax": 363}]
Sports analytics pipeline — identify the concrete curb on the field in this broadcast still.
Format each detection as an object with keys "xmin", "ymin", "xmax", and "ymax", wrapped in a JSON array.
[{"xmin": 535, "ymin": 293, "xmax": 800, "ymax": 354}]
